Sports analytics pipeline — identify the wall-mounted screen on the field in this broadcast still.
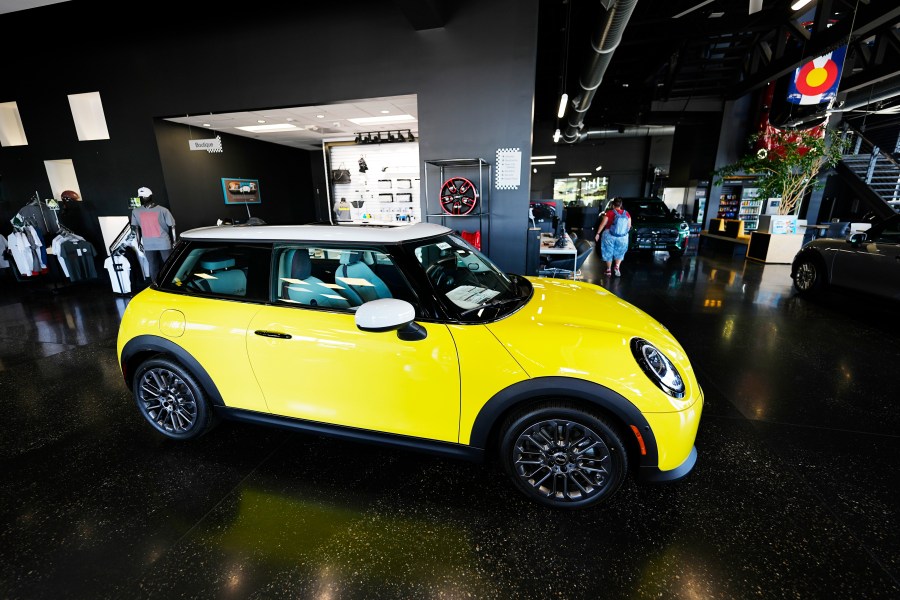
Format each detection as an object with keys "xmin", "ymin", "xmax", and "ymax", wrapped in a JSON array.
[{"xmin": 222, "ymin": 178, "xmax": 261, "ymax": 204}]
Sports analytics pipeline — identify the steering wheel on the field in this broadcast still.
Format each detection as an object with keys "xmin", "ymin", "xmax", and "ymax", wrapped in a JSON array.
[{"xmin": 426, "ymin": 262, "xmax": 456, "ymax": 292}]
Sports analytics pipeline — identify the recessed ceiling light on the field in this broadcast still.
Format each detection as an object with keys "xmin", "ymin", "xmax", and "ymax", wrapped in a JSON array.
[
  {"xmin": 286, "ymin": 118, "xmax": 295, "ymax": 122},
  {"xmin": 202, "ymin": 123, "xmax": 211, "ymax": 127},
  {"xmin": 380, "ymin": 110, "xmax": 390, "ymax": 114},
  {"xmin": 709, "ymin": 11, "xmax": 724, "ymax": 18},
  {"xmin": 236, "ymin": 124, "xmax": 300, "ymax": 133},
  {"xmin": 568, "ymin": 172, "xmax": 591, "ymax": 176},
  {"xmin": 257, "ymin": 120, "xmax": 266, "ymax": 124},
  {"xmin": 595, "ymin": 165, "xmax": 603, "ymax": 171},
  {"xmin": 348, "ymin": 114, "xmax": 416, "ymax": 125},
  {"xmin": 531, "ymin": 160, "xmax": 556, "ymax": 165},
  {"xmin": 532, "ymin": 155, "xmax": 557, "ymax": 160},
  {"xmin": 622, "ymin": 83, "xmax": 629, "ymax": 88},
  {"xmin": 316, "ymin": 114, "xmax": 324, "ymax": 118}
]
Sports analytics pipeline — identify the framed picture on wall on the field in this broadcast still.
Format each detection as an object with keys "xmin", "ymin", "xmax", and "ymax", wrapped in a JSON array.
[{"xmin": 222, "ymin": 178, "xmax": 261, "ymax": 204}]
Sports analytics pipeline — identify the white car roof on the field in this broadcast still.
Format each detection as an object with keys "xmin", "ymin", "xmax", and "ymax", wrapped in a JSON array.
[{"xmin": 180, "ymin": 222, "xmax": 452, "ymax": 244}]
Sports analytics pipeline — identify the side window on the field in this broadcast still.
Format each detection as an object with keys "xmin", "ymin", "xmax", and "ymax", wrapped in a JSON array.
[
  {"xmin": 274, "ymin": 245, "xmax": 416, "ymax": 311},
  {"xmin": 162, "ymin": 243, "xmax": 270, "ymax": 301},
  {"xmin": 874, "ymin": 220, "xmax": 900, "ymax": 244}
]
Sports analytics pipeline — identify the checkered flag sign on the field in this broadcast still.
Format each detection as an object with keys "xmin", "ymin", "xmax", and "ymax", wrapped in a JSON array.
[{"xmin": 495, "ymin": 148, "xmax": 521, "ymax": 190}]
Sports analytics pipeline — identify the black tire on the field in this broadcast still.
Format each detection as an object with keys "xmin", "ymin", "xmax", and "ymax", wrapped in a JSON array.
[
  {"xmin": 132, "ymin": 357, "xmax": 216, "ymax": 440},
  {"xmin": 499, "ymin": 403, "xmax": 628, "ymax": 509},
  {"xmin": 668, "ymin": 245, "xmax": 685, "ymax": 258},
  {"xmin": 792, "ymin": 254, "xmax": 826, "ymax": 297}
]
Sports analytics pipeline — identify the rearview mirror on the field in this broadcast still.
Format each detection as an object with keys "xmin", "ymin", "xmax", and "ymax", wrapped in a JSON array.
[{"xmin": 848, "ymin": 232, "xmax": 867, "ymax": 245}]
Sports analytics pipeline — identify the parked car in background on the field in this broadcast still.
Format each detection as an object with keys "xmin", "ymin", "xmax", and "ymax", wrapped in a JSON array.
[
  {"xmin": 792, "ymin": 213, "xmax": 900, "ymax": 301},
  {"xmin": 117, "ymin": 222, "xmax": 704, "ymax": 509},
  {"xmin": 605, "ymin": 197, "xmax": 691, "ymax": 257}
]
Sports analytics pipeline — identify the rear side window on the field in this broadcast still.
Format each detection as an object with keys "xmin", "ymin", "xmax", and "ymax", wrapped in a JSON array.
[{"xmin": 161, "ymin": 243, "xmax": 271, "ymax": 301}]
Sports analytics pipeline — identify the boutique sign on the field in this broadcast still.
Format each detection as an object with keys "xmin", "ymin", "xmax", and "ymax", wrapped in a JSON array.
[{"xmin": 188, "ymin": 136, "xmax": 223, "ymax": 153}]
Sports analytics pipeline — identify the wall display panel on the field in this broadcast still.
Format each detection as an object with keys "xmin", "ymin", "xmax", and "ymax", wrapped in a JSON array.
[{"xmin": 327, "ymin": 141, "xmax": 421, "ymax": 224}]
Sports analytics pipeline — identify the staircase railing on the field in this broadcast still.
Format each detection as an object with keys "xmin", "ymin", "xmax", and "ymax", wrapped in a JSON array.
[{"xmin": 839, "ymin": 123, "xmax": 900, "ymax": 207}]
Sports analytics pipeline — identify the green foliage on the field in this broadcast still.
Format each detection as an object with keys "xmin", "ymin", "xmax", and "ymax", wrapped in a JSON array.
[{"xmin": 714, "ymin": 127, "xmax": 849, "ymax": 215}]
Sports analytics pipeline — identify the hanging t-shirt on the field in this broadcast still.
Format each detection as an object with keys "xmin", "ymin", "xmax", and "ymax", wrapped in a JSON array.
[
  {"xmin": 0, "ymin": 235, "xmax": 9, "ymax": 269},
  {"xmin": 132, "ymin": 205, "xmax": 176, "ymax": 251}
]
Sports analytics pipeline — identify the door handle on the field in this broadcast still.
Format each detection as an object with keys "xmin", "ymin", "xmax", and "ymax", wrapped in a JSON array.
[{"xmin": 254, "ymin": 330, "xmax": 292, "ymax": 339}]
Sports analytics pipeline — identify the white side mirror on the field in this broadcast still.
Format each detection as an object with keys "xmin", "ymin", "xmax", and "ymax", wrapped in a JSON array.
[{"xmin": 355, "ymin": 298, "xmax": 415, "ymax": 332}]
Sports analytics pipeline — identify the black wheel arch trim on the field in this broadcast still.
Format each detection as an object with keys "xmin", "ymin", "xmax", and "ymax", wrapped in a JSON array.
[
  {"xmin": 469, "ymin": 376, "xmax": 661, "ymax": 468},
  {"xmin": 220, "ymin": 407, "xmax": 483, "ymax": 462},
  {"xmin": 120, "ymin": 335, "xmax": 226, "ymax": 407}
]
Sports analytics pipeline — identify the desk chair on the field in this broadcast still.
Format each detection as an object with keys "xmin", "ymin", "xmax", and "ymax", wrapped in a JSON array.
[{"xmin": 539, "ymin": 239, "xmax": 593, "ymax": 279}]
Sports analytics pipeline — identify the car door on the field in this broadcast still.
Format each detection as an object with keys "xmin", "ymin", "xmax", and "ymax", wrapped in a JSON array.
[
  {"xmin": 830, "ymin": 218, "xmax": 900, "ymax": 299},
  {"xmin": 246, "ymin": 244, "xmax": 461, "ymax": 443}
]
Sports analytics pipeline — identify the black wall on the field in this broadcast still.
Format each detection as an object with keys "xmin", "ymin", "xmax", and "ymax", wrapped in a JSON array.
[
  {"xmin": 0, "ymin": 0, "xmax": 539, "ymax": 272},
  {"xmin": 154, "ymin": 121, "xmax": 315, "ymax": 232}
]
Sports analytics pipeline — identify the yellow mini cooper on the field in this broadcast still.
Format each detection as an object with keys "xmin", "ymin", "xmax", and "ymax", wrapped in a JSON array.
[{"xmin": 117, "ymin": 222, "xmax": 703, "ymax": 508}]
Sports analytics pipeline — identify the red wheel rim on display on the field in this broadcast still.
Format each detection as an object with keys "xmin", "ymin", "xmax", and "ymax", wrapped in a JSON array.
[{"xmin": 439, "ymin": 177, "xmax": 479, "ymax": 215}]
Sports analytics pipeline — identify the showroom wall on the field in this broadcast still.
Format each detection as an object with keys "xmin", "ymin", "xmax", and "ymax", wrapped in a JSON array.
[
  {"xmin": 154, "ymin": 121, "xmax": 316, "ymax": 232},
  {"xmin": 0, "ymin": 0, "xmax": 539, "ymax": 272}
]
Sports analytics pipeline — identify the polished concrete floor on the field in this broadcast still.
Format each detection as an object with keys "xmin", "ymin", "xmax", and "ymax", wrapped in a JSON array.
[{"xmin": 1, "ymin": 242, "xmax": 899, "ymax": 600}]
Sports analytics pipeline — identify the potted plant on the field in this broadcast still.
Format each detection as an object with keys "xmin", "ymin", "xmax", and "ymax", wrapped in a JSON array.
[{"xmin": 714, "ymin": 124, "xmax": 849, "ymax": 217}]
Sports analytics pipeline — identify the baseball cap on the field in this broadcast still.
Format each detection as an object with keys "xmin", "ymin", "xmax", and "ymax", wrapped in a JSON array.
[{"xmin": 137, "ymin": 187, "xmax": 153, "ymax": 198}]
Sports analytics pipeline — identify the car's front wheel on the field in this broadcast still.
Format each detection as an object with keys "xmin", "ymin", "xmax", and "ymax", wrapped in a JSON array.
[
  {"xmin": 793, "ymin": 255, "xmax": 826, "ymax": 297},
  {"xmin": 668, "ymin": 245, "xmax": 685, "ymax": 258},
  {"xmin": 499, "ymin": 404, "xmax": 628, "ymax": 508},
  {"xmin": 132, "ymin": 357, "xmax": 215, "ymax": 440}
]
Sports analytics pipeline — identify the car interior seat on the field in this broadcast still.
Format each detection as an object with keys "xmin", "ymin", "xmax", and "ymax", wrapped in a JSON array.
[
  {"xmin": 197, "ymin": 256, "xmax": 247, "ymax": 296},
  {"xmin": 281, "ymin": 249, "xmax": 351, "ymax": 309},
  {"xmin": 335, "ymin": 250, "xmax": 392, "ymax": 303}
]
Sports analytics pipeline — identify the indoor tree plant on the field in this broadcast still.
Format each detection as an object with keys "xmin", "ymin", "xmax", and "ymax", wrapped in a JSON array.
[{"xmin": 714, "ymin": 124, "xmax": 849, "ymax": 216}]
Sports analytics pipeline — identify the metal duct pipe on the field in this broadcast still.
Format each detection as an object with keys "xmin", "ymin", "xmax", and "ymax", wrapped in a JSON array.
[
  {"xmin": 562, "ymin": 0, "xmax": 639, "ymax": 144},
  {"xmin": 581, "ymin": 126, "xmax": 676, "ymax": 140}
]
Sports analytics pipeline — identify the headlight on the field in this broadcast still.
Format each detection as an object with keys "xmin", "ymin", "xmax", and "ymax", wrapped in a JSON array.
[
  {"xmin": 630, "ymin": 338, "xmax": 685, "ymax": 398},
  {"xmin": 679, "ymin": 222, "xmax": 690, "ymax": 231}
]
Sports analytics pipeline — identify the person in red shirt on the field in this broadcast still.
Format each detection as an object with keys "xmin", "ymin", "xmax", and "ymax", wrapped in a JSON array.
[{"xmin": 594, "ymin": 198, "xmax": 631, "ymax": 277}]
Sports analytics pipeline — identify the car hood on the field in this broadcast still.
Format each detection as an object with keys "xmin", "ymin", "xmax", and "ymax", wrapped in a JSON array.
[
  {"xmin": 631, "ymin": 215, "xmax": 684, "ymax": 227},
  {"xmin": 485, "ymin": 277, "xmax": 698, "ymax": 412}
]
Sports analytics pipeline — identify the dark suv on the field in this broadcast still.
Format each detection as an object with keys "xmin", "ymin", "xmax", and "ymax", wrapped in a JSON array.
[{"xmin": 606, "ymin": 197, "xmax": 690, "ymax": 257}]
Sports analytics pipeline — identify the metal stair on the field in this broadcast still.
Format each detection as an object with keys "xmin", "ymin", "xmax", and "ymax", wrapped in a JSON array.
[{"xmin": 836, "ymin": 128, "xmax": 900, "ymax": 220}]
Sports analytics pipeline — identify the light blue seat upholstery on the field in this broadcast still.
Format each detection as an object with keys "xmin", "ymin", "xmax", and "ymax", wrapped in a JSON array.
[
  {"xmin": 197, "ymin": 256, "xmax": 247, "ymax": 296},
  {"xmin": 335, "ymin": 251, "xmax": 392, "ymax": 303},
  {"xmin": 282, "ymin": 249, "xmax": 350, "ymax": 309}
]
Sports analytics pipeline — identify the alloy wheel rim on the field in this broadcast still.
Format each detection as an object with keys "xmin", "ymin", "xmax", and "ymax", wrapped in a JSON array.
[
  {"xmin": 796, "ymin": 262, "xmax": 815, "ymax": 290},
  {"xmin": 512, "ymin": 419, "xmax": 613, "ymax": 502},
  {"xmin": 138, "ymin": 368, "xmax": 197, "ymax": 434}
]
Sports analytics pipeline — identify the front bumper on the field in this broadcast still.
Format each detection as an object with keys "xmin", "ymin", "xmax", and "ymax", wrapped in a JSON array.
[{"xmin": 637, "ymin": 446, "xmax": 697, "ymax": 483}]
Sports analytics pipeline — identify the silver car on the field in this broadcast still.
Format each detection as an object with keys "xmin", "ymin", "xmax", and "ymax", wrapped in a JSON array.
[{"xmin": 791, "ymin": 214, "xmax": 900, "ymax": 301}]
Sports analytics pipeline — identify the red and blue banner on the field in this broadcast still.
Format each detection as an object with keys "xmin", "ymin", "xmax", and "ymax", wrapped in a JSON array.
[{"xmin": 787, "ymin": 46, "xmax": 846, "ymax": 105}]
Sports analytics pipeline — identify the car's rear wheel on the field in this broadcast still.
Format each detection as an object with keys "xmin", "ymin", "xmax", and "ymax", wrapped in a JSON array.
[
  {"xmin": 793, "ymin": 255, "xmax": 826, "ymax": 297},
  {"xmin": 499, "ymin": 404, "xmax": 628, "ymax": 508},
  {"xmin": 132, "ymin": 357, "xmax": 215, "ymax": 440}
]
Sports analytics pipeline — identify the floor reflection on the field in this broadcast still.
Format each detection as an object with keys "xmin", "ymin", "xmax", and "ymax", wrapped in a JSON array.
[{"xmin": 1, "ymin": 250, "xmax": 899, "ymax": 598}]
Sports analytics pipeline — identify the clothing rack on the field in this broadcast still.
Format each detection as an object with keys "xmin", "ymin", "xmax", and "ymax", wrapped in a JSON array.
[{"xmin": 5, "ymin": 192, "xmax": 99, "ymax": 292}]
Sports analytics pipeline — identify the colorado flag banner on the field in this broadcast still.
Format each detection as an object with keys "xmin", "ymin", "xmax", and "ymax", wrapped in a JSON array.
[{"xmin": 787, "ymin": 46, "xmax": 846, "ymax": 105}]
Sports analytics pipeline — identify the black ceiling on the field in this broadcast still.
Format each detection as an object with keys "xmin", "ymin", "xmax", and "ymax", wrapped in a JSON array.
[{"xmin": 535, "ymin": 0, "xmax": 900, "ymax": 138}]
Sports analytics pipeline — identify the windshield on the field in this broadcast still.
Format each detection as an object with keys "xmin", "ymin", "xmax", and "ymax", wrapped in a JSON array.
[
  {"xmin": 412, "ymin": 234, "xmax": 529, "ymax": 320},
  {"xmin": 622, "ymin": 199, "xmax": 671, "ymax": 218}
]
